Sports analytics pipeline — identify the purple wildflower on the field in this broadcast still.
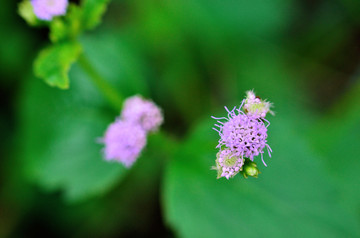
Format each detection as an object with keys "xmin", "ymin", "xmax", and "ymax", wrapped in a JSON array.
[
  {"xmin": 121, "ymin": 95, "xmax": 163, "ymax": 132},
  {"xmin": 103, "ymin": 120, "xmax": 147, "ymax": 168},
  {"xmin": 214, "ymin": 149, "xmax": 244, "ymax": 179},
  {"xmin": 31, "ymin": 0, "xmax": 68, "ymax": 21},
  {"xmin": 212, "ymin": 101, "xmax": 272, "ymax": 167}
]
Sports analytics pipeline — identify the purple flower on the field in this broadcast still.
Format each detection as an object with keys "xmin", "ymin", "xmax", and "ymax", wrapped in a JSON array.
[
  {"xmin": 214, "ymin": 149, "xmax": 244, "ymax": 179},
  {"xmin": 212, "ymin": 101, "xmax": 272, "ymax": 167},
  {"xmin": 103, "ymin": 120, "xmax": 147, "ymax": 168},
  {"xmin": 31, "ymin": 0, "xmax": 68, "ymax": 21},
  {"xmin": 121, "ymin": 95, "xmax": 163, "ymax": 132},
  {"xmin": 102, "ymin": 95, "xmax": 163, "ymax": 168}
]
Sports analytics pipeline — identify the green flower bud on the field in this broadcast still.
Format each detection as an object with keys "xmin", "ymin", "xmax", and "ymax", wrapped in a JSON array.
[{"xmin": 242, "ymin": 161, "xmax": 260, "ymax": 178}]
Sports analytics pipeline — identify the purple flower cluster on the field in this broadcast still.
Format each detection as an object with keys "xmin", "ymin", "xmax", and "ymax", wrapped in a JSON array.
[
  {"xmin": 212, "ymin": 90, "xmax": 273, "ymax": 179},
  {"xmin": 103, "ymin": 121, "xmax": 146, "ymax": 168},
  {"xmin": 121, "ymin": 96, "xmax": 163, "ymax": 133},
  {"xmin": 31, "ymin": 0, "xmax": 68, "ymax": 21},
  {"xmin": 103, "ymin": 95, "xmax": 163, "ymax": 168},
  {"xmin": 219, "ymin": 108, "xmax": 269, "ymax": 162}
]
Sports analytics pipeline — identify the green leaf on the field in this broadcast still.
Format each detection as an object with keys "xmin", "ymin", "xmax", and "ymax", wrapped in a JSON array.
[
  {"xmin": 34, "ymin": 41, "xmax": 82, "ymax": 89},
  {"xmin": 308, "ymin": 80, "xmax": 360, "ymax": 211},
  {"xmin": 19, "ymin": 30, "xmax": 157, "ymax": 203},
  {"xmin": 19, "ymin": 65, "xmax": 126, "ymax": 202},
  {"xmin": 78, "ymin": 30, "xmax": 149, "ymax": 97},
  {"xmin": 18, "ymin": 0, "xmax": 39, "ymax": 26},
  {"xmin": 163, "ymin": 118, "xmax": 360, "ymax": 237},
  {"xmin": 49, "ymin": 4, "xmax": 83, "ymax": 43},
  {"xmin": 81, "ymin": 0, "xmax": 110, "ymax": 30}
]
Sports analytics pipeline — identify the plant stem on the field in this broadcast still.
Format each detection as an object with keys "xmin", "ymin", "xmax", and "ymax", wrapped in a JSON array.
[{"xmin": 78, "ymin": 54, "xmax": 123, "ymax": 110}]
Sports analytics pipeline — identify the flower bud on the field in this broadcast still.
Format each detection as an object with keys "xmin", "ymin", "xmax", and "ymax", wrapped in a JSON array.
[
  {"xmin": 242, "ymin": 161, "xmax": 260, "ymax": 178},
  {"xmin": 243, "ymin": 90, "xmax": 274, "ymax": 118}
]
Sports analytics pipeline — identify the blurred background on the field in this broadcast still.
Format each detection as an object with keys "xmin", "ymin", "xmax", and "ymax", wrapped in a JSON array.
[{"xmin": 1, "ymin": 0, "xmax": 360, "ymax": 237}]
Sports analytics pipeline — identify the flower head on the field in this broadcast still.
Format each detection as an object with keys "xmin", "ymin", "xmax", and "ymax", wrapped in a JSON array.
[
  {"xmin": 214, "ymin": 149, "xmax": 244, "ymax": 179},
  {"xmin": 31, "ymin": 0, "xmax": 68, "ymax": 21},
  {"xmin": 214, "ymin": 106, "xmax": 271, "ymax": 166},
  {"xmin": 243, "ymin": 90, "xmax": 273, "ymax": 118},
  {"xmin": 121, "ymin": 95, "xmax": 163, "ymax": 132},
  {"xmin": 103, "ymin": 120, "xmax": 146, "ymax": 168},
  {"xmin": 242, "ymin": 161, "xmax": 260, "ymax": 178},
  {"xmin": 212, "ymin": 90, "xmax": 274, "ymax": 179}
]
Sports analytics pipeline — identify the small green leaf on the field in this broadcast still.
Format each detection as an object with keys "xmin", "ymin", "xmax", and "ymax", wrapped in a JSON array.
[
  {"xmin": 49, "ymin": 4, "xmax": 82, "ymax": 43},
  {"xmin": 81, "ymin": 0, "xmax": 110, "ymax": 30},
  {"xmin": 18, "ymin": 0, "xmax": 39, "ymax": 26},
  {"xmin": 34, "ymin": 41, "xmax": 82, "ymax": 89}
]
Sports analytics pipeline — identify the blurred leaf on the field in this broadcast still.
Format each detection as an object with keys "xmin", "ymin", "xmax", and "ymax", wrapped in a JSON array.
[
  {"xmin": 308, "ymin": 79, "xmax": 360, "ymax": 212},
  {"xmin": 78, "ymin": 31, "xmax": 149, "ymax": 97},
  {"xmin": 197, "ymin": 0, "xmax": 293, "ymax": 37},
  {"xmin": 163, "ymin": 117, "xmax": 360, "ymax": 237},
  {"xmin": 71, "ymin": 132, "xmax": 177, "ymax": 237},
  {"xmin": 19, "ymin": 29, "xmax": 155, "ymax": 202},
  {"xmin": 339, "ymin": 0, "xmax": 360, "ymax": 25},
  {"xmin": 19, "ymin": 69, "xmax": 127, "ymax": 202},
  {"xmin": 49, "ymin": 4, "xmax": 82, "ymax": 43},
  {"xmin": 81, "ymin": 0, "xmax": 110, "ymax": 30},
  {"xmin": 34, "ymin": 41, "xmax": 82, "ymax": 89},
  {"xmin": 18, "ymin": 0, "xmax": 39, "ymax": 26}
]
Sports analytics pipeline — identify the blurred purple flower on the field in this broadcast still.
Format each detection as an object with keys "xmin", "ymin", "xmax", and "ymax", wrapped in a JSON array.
[
  {"xmin": 121, "ymin": 95, "xmax": 163, "ymax": 132},
  {"xmin": 103, "ymin": 120, "xmax": 147, "ymax": 168},
  {"xmin": 212, "ymin": 102, "xmax": 272, "ymax": 166},
  {"xmin": 31, "ymin": 0, "xmax": 68, "ymax": 21}
]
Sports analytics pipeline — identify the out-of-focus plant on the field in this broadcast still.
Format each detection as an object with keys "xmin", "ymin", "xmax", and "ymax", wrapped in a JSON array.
[
  {"xmin": 1, "ymin": 0, "xmax": 358, "ymax": 237},
  {"xmin": 19, "ymin": 0, "xmax": 110, "ymax": 89}
]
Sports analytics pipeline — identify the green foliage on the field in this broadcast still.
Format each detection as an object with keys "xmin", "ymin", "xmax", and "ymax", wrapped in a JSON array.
[
  {"xmin": 34, "ymin": 42, "xmax": 82, "ymax": 89},
  {"xmin": 18, "ymin": 0, "xmax": 40, "ymax": 26},
  {"xmin": 81, "ymin": 0, "xmax": 110, "ymax": 30},
  {"xmin": 18, "ymin": 0, "xmax": 111, "ymax": 89},
  {"xmin": 163, "ymin": 118, "xmax": 360, "ymax": 238},
  {"xmin": 41, "ymin": 0, "xmax": 111, "ymax": 89},
  {"xmin": 19, "ymin": 30, "xmax": 157, "ymax": 202},
  {"xmin": 49, "ymin": 0, "xmax": 110, "ymax": 43},
  {"xmin": 49, "ymin": 4, "xmax": 83, "ymax": 43},
  {"xmin": 308, "ymin": 80, "xmax": 360, "ymax": 211},
  {"xmin": 20, "ymin": 63, "xmax": 126, "ymax": 202},
  {"xmin": 3, "ymin": 0, "xmax": 360, "ymax": 236}
]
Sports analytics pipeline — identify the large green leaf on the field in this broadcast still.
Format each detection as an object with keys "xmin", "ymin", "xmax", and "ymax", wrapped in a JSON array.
[
  {"xmin": 308, "ymin": 80, "xmax": 360, "ymax": 211},
  {"xmin": 163, "ymin": 117, "xmax": 360, "ymax": 237},
  {"xmin": 19, "ymin": 72, "xmax": 126, "ymax": 202},
  {"xmin": 34, "ymin": 41, "xmax": 82, "ymax": 89},
  {"xmin": 19, "ymin": 29, "xmax": 159, "ymax": 202}
]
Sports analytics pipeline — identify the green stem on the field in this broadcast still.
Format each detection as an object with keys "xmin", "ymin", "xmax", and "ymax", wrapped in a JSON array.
[{"xmin": 78, "ymin": 54, "xmax": 123, "ymax": 110}]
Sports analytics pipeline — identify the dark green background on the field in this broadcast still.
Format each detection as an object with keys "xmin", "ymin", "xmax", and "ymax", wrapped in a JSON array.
[{"xmin": 1, "ymin": 0, "xmax": 360, "ymax": 237}]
